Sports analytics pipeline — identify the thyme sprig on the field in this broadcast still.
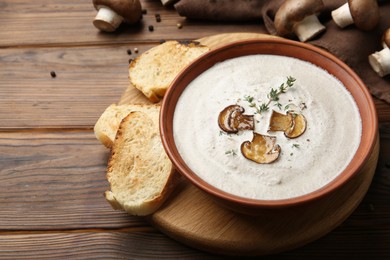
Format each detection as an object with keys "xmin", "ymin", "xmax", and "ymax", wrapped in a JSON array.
[
  {"xmin": 244, "ymin": 95, "xmax": 256, "ymax": 108},
  {"xmin": 244, "ymin": 76, "xmax": 296, "ymax": 115},
  {"xmin": 225, "ymin": 149, "xmax": 237, "ymax": 156},
  {"xmin": 262, "ymin": 76, "xmax": 296, "ymax": 113},
  {"xmin": 257, "ymin": 103, "xmax": 269, "ymax": 114}
]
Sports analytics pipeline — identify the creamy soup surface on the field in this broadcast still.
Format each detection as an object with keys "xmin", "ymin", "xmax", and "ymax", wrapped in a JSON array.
[{"xmin": 173, "ymin": 55, "xmax": 362, "ymax": 200}]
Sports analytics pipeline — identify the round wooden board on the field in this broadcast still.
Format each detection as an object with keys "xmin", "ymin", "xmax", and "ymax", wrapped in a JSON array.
[{"xmin": 119, "ymin": 33, "xmax": 380, "ymax": 256}]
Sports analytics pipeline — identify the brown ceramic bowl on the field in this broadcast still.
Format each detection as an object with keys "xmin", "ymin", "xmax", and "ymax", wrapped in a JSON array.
[{"xmin": 160, "ymin": 38, "xmax": 378, "ymax": 215}]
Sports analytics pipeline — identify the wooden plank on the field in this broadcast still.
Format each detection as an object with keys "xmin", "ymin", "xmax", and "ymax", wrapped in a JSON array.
[
  {"xmin": 0, "ymin": 130, "xmax": 148, "ymax": 230},
  {"xmin": 0, "ymin": 232, "xmax": 218, "ymax": 259},
  {"xmin": 0, "ymin": 0, "xmax": 267, "ymax": 47},
  {"xmin": 0, "ymin": 44, "xmax": 155, "ymax": 129},
  {"xmin": 0, "ymin": 229, "xmax": 388, "ymax": 259}
]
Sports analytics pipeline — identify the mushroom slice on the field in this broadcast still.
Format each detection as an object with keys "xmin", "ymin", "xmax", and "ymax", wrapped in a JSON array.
[
  {"xmin": 241, "ymin": 133, "xmax": 281, "ymax": 164},
  {"xmin": 268, "ymin": 110, "xmax": 307, "ymax": 139},
  {"xmin": 218, "ymin": 105, "xmax": 254, "ymax": 133},
  {"xmin": 285, "ymin": 112, "xmax": 307, "ymax": 139},
  {"xmin": 268, "ymin": 110, "xmax": 294, "ymax": 132}
]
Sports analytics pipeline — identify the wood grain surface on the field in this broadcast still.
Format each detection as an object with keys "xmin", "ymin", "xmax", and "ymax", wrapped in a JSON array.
[
  {"xmin": 0, "ymin": 0, "xmax": 264, "ymax": 48},
  {"xmin": 0, "ymin": 0, "xmax": 389, "ymax": 258}
]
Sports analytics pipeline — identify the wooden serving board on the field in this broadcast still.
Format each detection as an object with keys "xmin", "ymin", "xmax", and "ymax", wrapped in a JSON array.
[{"xmin": 119, "ymin": 33, "xmax": 379, "ymax": 256}]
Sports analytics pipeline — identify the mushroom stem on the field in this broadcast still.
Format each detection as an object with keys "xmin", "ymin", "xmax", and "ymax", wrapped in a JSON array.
[
  {"xmin": 93, "ymin": 6, "xmax": 124, "ymax": 32},
  {"xmin": 331, "ymin": 3, "xmax": 353, "ymax": 28},
  {"xmin": 369, "ymin": 46, "xmax": 390, "ymax": 77},
  {"xmin": 293, "ymin": 15, "xmax": 325, "ymax": 42}
]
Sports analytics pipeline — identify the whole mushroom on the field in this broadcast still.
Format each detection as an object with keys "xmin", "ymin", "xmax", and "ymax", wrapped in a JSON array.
[
  {"xmin": 369, "ymin": 28, "xmax": 390, "ymax": 77},
  {"xmin": 274, "ymin": 0, "xmax": 326, "ymax": 42},
  {"xmin": 93, "ymin": 0, "xmax": 142, "ymax": 32},
  {"xmin": 331, "ymin": 0, "xmax": 379, "ymax": 30}
]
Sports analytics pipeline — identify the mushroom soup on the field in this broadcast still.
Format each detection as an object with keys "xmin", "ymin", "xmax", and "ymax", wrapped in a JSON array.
[{"xmin": 173, "ymin": 55, "xmax": 362, "ymax": 200}]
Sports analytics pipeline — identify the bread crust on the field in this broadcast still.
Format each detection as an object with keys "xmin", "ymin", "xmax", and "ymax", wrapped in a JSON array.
[
  {"xmin": 105, "ymin": 110, "xmax": 179, "ymax": 216},
  {"xmin": 129, "ymin": 40, "xmax": 209, "ymax": 102},
  {"xmin": 94, "ymin": 103, "xmax": 160, "ymax": 148}
]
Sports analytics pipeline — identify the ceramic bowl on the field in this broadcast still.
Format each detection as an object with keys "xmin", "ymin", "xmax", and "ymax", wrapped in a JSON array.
[{"xmin": 160, "ymin": 38, "xmax": 378, "ymax": 215}]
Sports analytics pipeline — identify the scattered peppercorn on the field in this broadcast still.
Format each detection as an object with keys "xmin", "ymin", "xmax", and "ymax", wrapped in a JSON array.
[
  {"xmin": 128, "ymin": 58, "xmax": 133, "ymax": 64},
  {"xmin": 148, "ymin": 25, "xmax": 154, "ymax": 31},
  {"xmin": 134, "ymin": 48, "xmax": 139, "ymax": 53},
  {"xmin": 50, "ymin": 71, "xmax": 56, "ymax": 78},
  {"xmin": 127, "ymin": 49, "xmax": 132, "ymax": 55},
  {"xmin": 176, "ymin": 23, "xmax": 183, "ymax": 29},
  {"xmin": 155, "ymin": 14, "xmax": 161, "ymax": 22},
  {"xmin": 159, "ymin": 39, "xmax": 166, "ymax": 44}
]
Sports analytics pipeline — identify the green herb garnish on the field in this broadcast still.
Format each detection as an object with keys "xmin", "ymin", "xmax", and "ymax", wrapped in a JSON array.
[
  {"xmin": 244, "ymin": 95, "xmax": 254, "ymax": 103},
  {"xmin": 275, "ymin": 102, "xmax": 283, "ymax": 110},
  {"xmin": 225, "ymin": 149, "xmax": 237, "ymax": 156},
  {"xmin": 244, "ymin": 76, "xmax": 296, "ymax": 115},
  {"xmin": 256, "ymin": 103, "xmax": 269, "ymax": 114}
]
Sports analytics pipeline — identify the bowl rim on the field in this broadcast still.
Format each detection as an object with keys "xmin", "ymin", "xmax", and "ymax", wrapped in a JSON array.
[{"xmin": 160, "ymin": 38, "xmax": 378, "ymax": 208}]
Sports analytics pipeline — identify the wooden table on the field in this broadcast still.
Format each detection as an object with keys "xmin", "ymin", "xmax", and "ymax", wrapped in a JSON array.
[{"xmin": 0, "ymin": 0, "xmax": 389, "ymax": 258}]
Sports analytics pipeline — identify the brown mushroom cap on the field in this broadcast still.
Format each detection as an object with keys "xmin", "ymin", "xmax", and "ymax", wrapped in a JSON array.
[
  {"xmin": 241, "ymin": 133, "xmax": 281, "ymax": 164},
  {"xmin": 268, "ymin": 110, "xmax": 307, "ymax": 139},
  {"xmin": 348, "ymin": 0, "xmax": 379, "ymax": 31},
  {"xmin": 285, "ymin": 112, "xmax": 307, "ymax": 139},
  {"xmin": 218, "ymin": 105, "xmax": 254, "ymax": 133},
  {"xmin": 383, "ymin": 28, "xmax": 390, "ymax": 47},
  {"xmin": 93, "ymin": 0, "xmax": 142, "ymax": 24},
  {"xmin": 274, "ymin": 0, "xmax": 325, "ymax": 36}
]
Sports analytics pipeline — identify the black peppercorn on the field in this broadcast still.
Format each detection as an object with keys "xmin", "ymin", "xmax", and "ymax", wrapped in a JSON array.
[{"xmin": 155, "ymin": 14, "xmax": 161, "ymax": 22}]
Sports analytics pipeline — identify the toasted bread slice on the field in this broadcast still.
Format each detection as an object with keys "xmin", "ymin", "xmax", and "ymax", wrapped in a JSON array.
[
  {"xmin": 129, "ymin": 40, "xmax": 209, "ymax": 102},
  {"xmin": 94, "ymin": 104, "xmax": 160, "ymax": 148},
  {"xmin": 105, "ymin": 111, "xmax": 178, "ymax": 216}
]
